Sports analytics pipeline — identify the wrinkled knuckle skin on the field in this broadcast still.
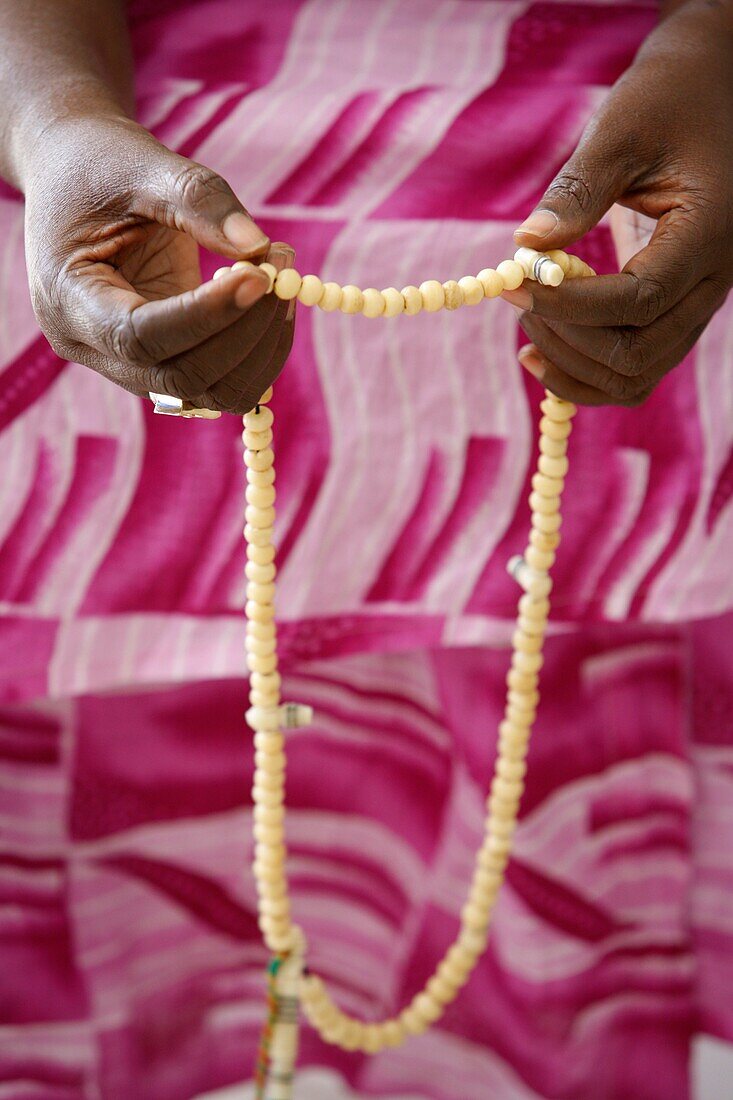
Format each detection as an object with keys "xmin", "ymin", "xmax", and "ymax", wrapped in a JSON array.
[
  {"xmin": 546, "ymin": 171, "xmax": 594, "ymax": 216},
  {"xmin": 623, "ymin": 277, "xmax": 667, "ymax": 327},
  {"xmin": 609, "ymin": 329, "xmax": 649, "ymax": 377},
  {"xmin": 174, "ymin": 162, "xmax": 232, "ymax": 214},
  {"xmin": 105, "ymin": 313, "xmax": 148, "ymax": 367}
]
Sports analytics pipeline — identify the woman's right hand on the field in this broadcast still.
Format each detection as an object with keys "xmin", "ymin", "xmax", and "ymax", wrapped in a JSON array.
[{"xmin": 23, "ymin": 113, "xmax": 294, "ymax": 414}]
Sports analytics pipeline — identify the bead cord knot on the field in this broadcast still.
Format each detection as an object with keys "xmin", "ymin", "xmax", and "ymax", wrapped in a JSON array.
[{"xmin": 242, "ymin": 252, "xmax": 584, "ymax": 1084}]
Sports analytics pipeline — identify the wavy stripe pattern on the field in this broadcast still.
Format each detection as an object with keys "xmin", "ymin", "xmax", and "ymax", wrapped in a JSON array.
[{"xmin": 1, "ymin": 1, "xmax": 732, "ymax": 1098}]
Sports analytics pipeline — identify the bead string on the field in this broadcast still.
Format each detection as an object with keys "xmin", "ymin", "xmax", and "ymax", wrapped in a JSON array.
[
  {"xmin": 214, "ymin": 246, "xmax": 595, "ymax": 312},
  {"xmin": 241, "ymin": 248, "xmax": 587, "ymax": 1094}
]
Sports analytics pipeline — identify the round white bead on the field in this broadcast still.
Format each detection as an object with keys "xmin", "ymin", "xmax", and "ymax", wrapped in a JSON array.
[
  {"xmin": 381, "ymin": 287, "xmax": 405, "ymax": 317},
  {"xmin": 477, "ymin": 268, "xmax": 503, "ymax": 297},
  {"xmin": 496, "ymin": 259, "xmax": 525, "ymax": 291},
  {"xmin": 297, "ymin": 274, "xmax": 324, "ymax": 306},
  {"xmin": 274, "ymin": 268, "xmax": 302, "ymax": 300},
  {"xmin": 419, "ymin": 280, "xmax": 445, "ymax": 312},
  {"xmin": 318, "ymin": 282, "xmax": 343, "ymax": 311},
  {"xmin": 361, "ymin": 288, "xmax": 386, "ymax": 318},
  {"xmin": 401, "ymin": 286, "xmax": 423, "ymax": 315},
  {"xmin": 458, "ymin": 275, "xmax": 484, "ymax": 305}
]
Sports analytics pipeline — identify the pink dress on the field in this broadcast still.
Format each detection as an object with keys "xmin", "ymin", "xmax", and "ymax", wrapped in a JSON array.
[{"xmin": 1, "ymin": 2, "xmax": 732, "ymax": 1097}]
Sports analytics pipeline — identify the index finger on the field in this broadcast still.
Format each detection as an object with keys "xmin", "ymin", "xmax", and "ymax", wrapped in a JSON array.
[{"xmin": 505, "ymin": 207, "xmax": 710, "ymax": 327}]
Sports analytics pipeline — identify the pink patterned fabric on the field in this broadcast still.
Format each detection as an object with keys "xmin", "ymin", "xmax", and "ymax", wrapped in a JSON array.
[{"xmin": 1, "ymin": 2, "xmax": 733, "ymax": 1098}]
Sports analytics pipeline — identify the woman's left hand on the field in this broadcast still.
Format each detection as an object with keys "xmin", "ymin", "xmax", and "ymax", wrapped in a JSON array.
[{"xmin": 502, "ymin": 0, "xmax": 733, "ymax": 406}]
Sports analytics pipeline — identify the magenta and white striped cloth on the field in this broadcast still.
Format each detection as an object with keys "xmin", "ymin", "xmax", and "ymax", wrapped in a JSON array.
[{"xmin": 2, "ymin": 2, "xmax": 733, "ymax": 1098}]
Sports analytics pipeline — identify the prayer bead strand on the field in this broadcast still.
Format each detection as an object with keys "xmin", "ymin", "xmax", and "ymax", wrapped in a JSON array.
[
  {"xmin": 214, "ymin": 247, "xmax": 597, "ymax": 316},
  {"xmin": 242, "ymin": 250, "xmax": 582, "ymax": 1090}
]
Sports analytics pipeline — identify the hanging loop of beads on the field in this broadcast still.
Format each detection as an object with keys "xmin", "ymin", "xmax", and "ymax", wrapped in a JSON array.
[{"xmin": 239, "ymin": 247, "xmax": 589, "ymax": 1093}]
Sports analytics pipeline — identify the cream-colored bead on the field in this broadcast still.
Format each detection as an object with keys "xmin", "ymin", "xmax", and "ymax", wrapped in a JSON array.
[
  {"xmin": 528, "ymin": 490, "xmax": 557, "ymax": 517},
  {"xmin": 244, "ymin": 406, "xmax": 274, "ymax": 432},
  {"xmin": 461, "ymin": 900, "xmax": 490, "ymax": 931},
  {"xmin": 213, "ymin": 266, "xmax": 231, "ymax": 281},
  {"xmin": 496, "ymin": 757, "xmax": 527, "ymax": 783},
  {"xmin": 297, "ymin": 273, "xmax": 324, "ymax": 306},
  {"xmin": 247, "ymin": 652, "xmax": 278, "ymax": 675},
  {"xmin": 250, "ymin": 688, "xmax": 280, "ymax": 710},
  {"xmin": 274, "ymin": 267, "xmax": 302, "ymax": 300},
  {"xmin": 253, "ymin": 749, "xmax": 285, "ymax": 772},
  {"xmin": 258, "ymin": 262, "xmax": 278, "ymax": 291},
  {"xmin": 246, "ymin": 600, "xmax": 275, "ymax": 623},
  {"xmin": 426, "ymin": 974, "xmax": 459, "ymax": 1005},
  {"xmin": 525, "ymin": 545, "xmax": 555, "ymax": 571},
  {"xmin": 251, "ymin": 670, "xmax": 281, "ymax": 694},
  {"xmin": 244, "ymin": 524, "xmax": 273, "ymax": 547},
  {"xmin": 245, "ymin": 484, "xmax": 276, "ymax": 510},
  {"xmin": 245, "ymin": 505, "xmax": 276, "ymax": 530},
  {"xmin": 318, "ymin": 281, "xmax": 343, "ymax": 311},
  {"xmin": 361, "ymin": 288, "xmax": 385, "ymax": 318},
  {"xmin": 458, "ymin": 275, "xmax": 484, "ymax": 305},
  {"xmin": 496, "ymin": 259, "xmax": 525, "ymax": 291},
  {"xmin": 540, "ymin": 396, "xmax": 576, "ymax": 421},
  {"xmin": 253, "ymin": 769, "xmax": 283, "ymax": 792},
  {"xmin": 511, "ymin": 630, "xmax": 542, "ymax": 655},
  {"xmin": 247, "ymin": 707, "xmax": 280, "ymax": 733},
  {"xmin": 507, "ymin": 666, "xmax": 539, "ymax": 692},
  {"xmin": 401, "ymin": 285, "xmax": 423, "ymax": 315},
  {"xmin": 419, "ymin": 279, "xmax": 445, "ymax": 312},
  {"xmin": 252, "ymin": 785, "xmax": 284, "ymax": 807},
  {"xmin": 253, "ymin": 821, "xmax": 284, "ymax": 846},
  {"xmin": 254, "ymin": 840, "xmax": 286, "ymax": 864},
  {"xmin": 512, "ymin": 651, "xmax": 543, "ymax": 674},
  {"xmin": 546, "ymin": 250, "xmax": 571, "ymax": 274},
  {"xmin": 529, "ymin": 528, "xmax": 561, "ymax": 551},
  {"xmin": 247, "ymin": 466, "xmax": 275, "ymax": 487},
  {"xmin": 540, "ymin": 435, "xmax": 567, "ymax": 459},
  {"xmin": 442, "ymin": 280, "xmax": 464, "ymax": 310},
  {"xmin": 458, "ymin": 927, "xmax": 488, "ymax": 957},
  {"xmin": 400, "ymin": 1007, "xmax": 429, "ymax": 1036},
  {"xmin": 532, "ymin": 472, "xmax": 563, "ymax": 498},
  {"xmin": 242, "ymin": 428, "xmax": 273, "ymax": 451},
  {"xmin": 247, "ymin": 542, "xmax": 276, "ymax": 565},
  {"xmin": 477, "ymin": 268, "xmax": 503, "ymax": 297},
  {"xmin": 253, "ymin": 732, "xmax": 284, "ymax": 757},
  {"xmin": 247, "ymin": 618, "xmax": 276, "ymax": 640},
  {"xmin": 246, "ymin": 581, "xmax": 276, "ymax": 605},
  {"xmin": 534, "ymin": 453, "xmax": 567, "ymax": 479},
  {"xmin": 412, "ymin": 992, "xmax": 442, "ymax": 1023},
  {"xmin": 540, "ymin": 415, "xmax": 572, "ymax": 440},
  {"xmin": 505, "ymin": 704, "xmax": 534, "ymax": 727},
  {"xmin": 516, "ymin": 613, "xmax": 545, "ymax": 637},
  {"xmin": 381, "ymin": 287, "xmax": 405, "ymax": 317},
  {"xmin": 244, "ymin": 447, "xmax": 274, "ymax": 472},
  {"xmin": 382, "ymin": 1019, "xmax": 406, "ymax": 1047},
  {"xmin": 518, "ymin": 593, "xmax": 550, "ymax": 619},
  {"xmin": 531, "ymin": 510, "xmax": 562, "ymax": 534},
  {"xmin": 339, "ymin": 285, "xmax": 364, "ymax": 314},
  {"xmin": 253, "ymin": 861, "xmax": 283, "ymax": 884},
  {"xmin": 361, "ymin": 1024, "xmax": 383, "ymax": 1054},
  {"xmin": 245, "ymin": 634, "xmax": 277, "ymax": 657}
]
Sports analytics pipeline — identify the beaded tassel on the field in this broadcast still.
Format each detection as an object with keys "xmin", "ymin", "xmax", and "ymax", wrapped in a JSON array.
[{"xmin": 239, "ymin": 248, "xmax": 586, "ymax": 1075}]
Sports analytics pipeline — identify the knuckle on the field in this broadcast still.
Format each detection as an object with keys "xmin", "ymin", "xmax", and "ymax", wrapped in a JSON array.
[
  {"xmin": 173, "ymin": 162, "xmax": 232, "ymax": 213},
  {"xmin": 546, "ymin": 171, "xmax": 594, "ymax": 215},
  {"xmin": 105, "ymin": 312, "xmax": 147, "ymax": 366},
  {"xmin": 608, "ymin": 329, "xmax": 650, "ymax": 377},
  {"xmin": 623, "ymin": 276, "xmax": 668, "ymax": 327}
]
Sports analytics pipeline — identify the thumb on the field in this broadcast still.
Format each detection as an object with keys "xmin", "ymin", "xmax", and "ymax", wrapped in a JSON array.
[
  {"xmin": 513, "ymin": 130, "xmax": 630, "ymax": 251},
  {"xmin": 144, "ymin": 151, "xmax": 270, "ymax": 260}
]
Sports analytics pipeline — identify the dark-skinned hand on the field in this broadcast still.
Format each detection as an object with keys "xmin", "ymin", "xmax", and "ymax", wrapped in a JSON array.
[
  {"xmin": 23, "ymin": 115, "xmax": 294, "ymax": 414},
  {"xmin": 502, "ymin": 1, "xmax": 733, "ymax": 406}
]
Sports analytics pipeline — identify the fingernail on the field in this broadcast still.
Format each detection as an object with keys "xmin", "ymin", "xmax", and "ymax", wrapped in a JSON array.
[
  {"xmin": 518, "ymin": 345, "xmax": 546, "ymax": 381},
  {"xmin": 234, "ymin": 267, "xmax": 269, "ymax": 308},
  {"xmin": 514, "ymin": 209, "xmax": 558, "ymax": 241},
  {"xmin": 502, "ymin": 287, "xmax": 532, "ymax": 311},
  {"xmin": 223, "ymin": 211, "xmax": 270, "ymax": 254}
]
